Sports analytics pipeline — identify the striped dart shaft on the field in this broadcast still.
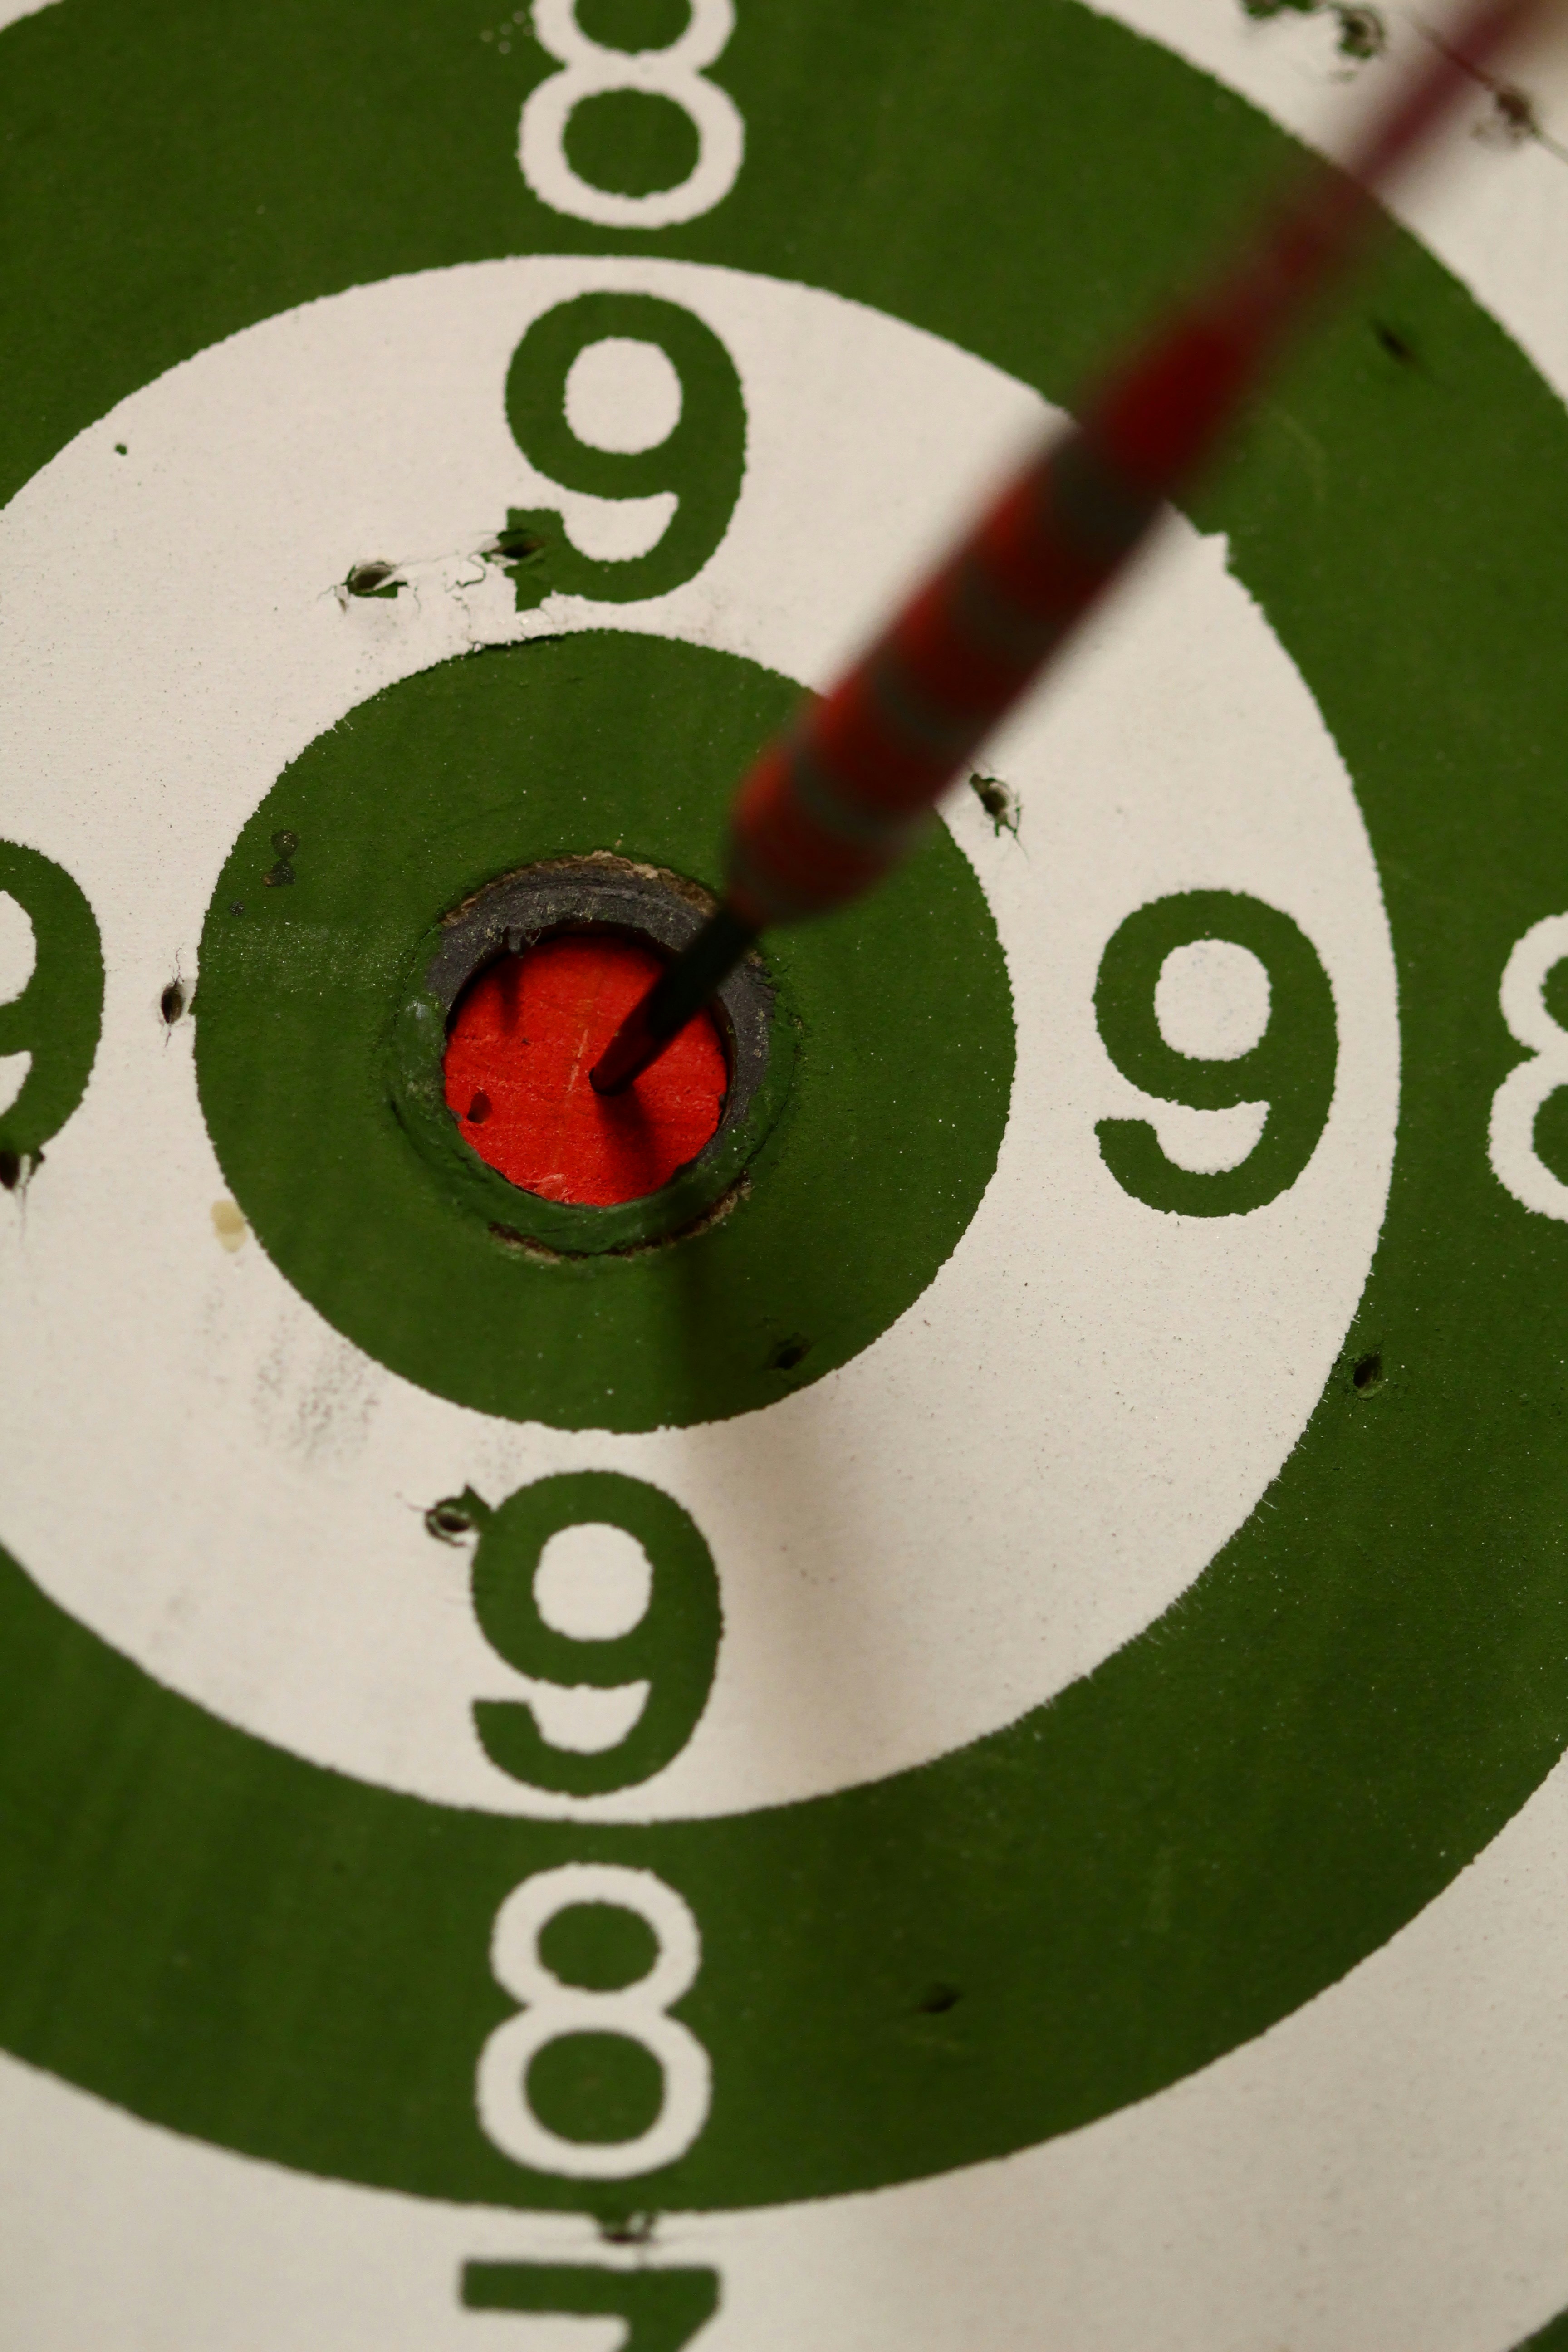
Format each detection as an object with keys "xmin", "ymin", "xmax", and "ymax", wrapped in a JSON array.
[
  {"xmin": 725, "ymin": 0, "xmax": 1545, "ymax": 932},
  {"xmin": 593, "ymin": 0, "xmax": 1548, "ymax": 1095},
  {"xmin": 725, "ymin": 432, "xmax": 1160, "ymax": 928}
]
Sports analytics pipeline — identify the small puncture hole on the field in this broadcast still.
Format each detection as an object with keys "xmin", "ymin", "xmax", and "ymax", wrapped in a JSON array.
[
  {"xmin": 599, "ymin": 2212, "xmax": 656, "ymax": 2247},
  {"xmin": 426, "ymin": 1498, "xmax": 476, "ymax": 1541},
  {"xmin": 768, "ymin": 1334, "xmax": 811, "ymax": 1372},
  {"xmin": 1373, "ymin": 320, "xmax": 1418, "ymax": 367},
  {"xmin": 1352, "ymin": 1350, "xmax": 1383, "ymax": 1395},
  {"xmin": 917, "ymin": 1983, "xmax": 962, "ymax": 2015},
  {"xmin": 346, "ymin": 561, "xmax": 399, "ymax": 597}
]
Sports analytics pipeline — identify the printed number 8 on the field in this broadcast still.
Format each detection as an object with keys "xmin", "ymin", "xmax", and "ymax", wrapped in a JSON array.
[
  {"xmin": 520, "ymin": 0, "xmax": 744, "ymax": 230},
  {"xmin": 1094, "ymin": 888, "xmax": 1338, "ymax": 1216},
  {"xmin": 502, "ymin": 293, "xmax": 746, "ymax": 610},
  {"xmin": 1489, "ymin": 911, "xmax": 1568, "ymax": 1220},
  {"xmin": 470, "ymin": 1470, "xmax": 722, "ymax": 1797},
  {"xmin": 477, "ymin": 1863, "xmax": 710, "ymax": 2180}
]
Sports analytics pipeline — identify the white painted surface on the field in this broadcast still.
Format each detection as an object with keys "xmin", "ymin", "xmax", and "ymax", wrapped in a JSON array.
[
  {"xmin": 535, "ymin": 1523, "xmax": 656, "ymax": 1642},
  {"xmin": 1156, "ymin": 940, "xmax": 1271, "ymax": 1062},
  {"xmin": 0, "ymin": 892, "xmax": 36, "ymax": 1005},
  {"xmin": 566, "ymin": 336, "xmax": 685, "ymax": 452}
]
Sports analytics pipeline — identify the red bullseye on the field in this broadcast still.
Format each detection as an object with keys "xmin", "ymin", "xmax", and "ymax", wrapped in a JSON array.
[{"xmin": 443, "ymin": 932, "xmax": 728, "ymax": 1207}]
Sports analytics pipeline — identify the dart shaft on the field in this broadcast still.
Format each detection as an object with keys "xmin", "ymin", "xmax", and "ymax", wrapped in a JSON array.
[
  {"xmin": 592, "ymin": 0, "xmax": 1548, "ymax": 1096},
  {"xmin": 589, "ymin": 904, "xmax": 759, "ymax": 1096}
]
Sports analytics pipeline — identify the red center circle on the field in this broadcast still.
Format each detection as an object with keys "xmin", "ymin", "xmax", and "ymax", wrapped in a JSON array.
[{"xmin": 442, "ymin": 932, "xmax": 728, "ymax": 1207}]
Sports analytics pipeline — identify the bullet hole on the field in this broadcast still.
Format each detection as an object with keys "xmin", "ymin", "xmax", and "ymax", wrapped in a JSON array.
[
  {"xmin": 1332, "ymin": 3, "xmax": 1384, "ymax": 59},
  {"xmin": 918, "ymin": 1983, "xmax": 962, "ymax": 2015},
  {"xmin": 1476, "ymin": 82, "xmax": 1541, "ymax": 147},
  {"xmin": 425, "ymin": 1497, "xmax": 476, "ymax": 1541},
  {"xmin": 1373, "ymin": 320, "xmax": 1418, "ymax": 366},
  {"xmin": 264, "ymin": 828, "xmax": 299, "ymax": 887},
  {"xmin": 970, "ymin": 771, "xmax": 1020, "ymax": 840},
  {"xmin": 493, "ymin": 519, "xmax": 551, "ymax": 602},
  {"xmin": 1352, "ymin": 1349, "xmax": 1383, "ymax": 1395},
  {"xmin": 466, "ymin": 1089, "xmax": 492, "ymax": 1125},
  {"xmin": 768, "ymin": 1333, "xmax": 811, "ymax": 1372},
  {"xmin": 1430, "ymin": 34, "xmax": 1568, "ymax": 159},
  {"xmin": 345, "ymin": 560, "xmax": 401, "ymax": 598},
  {"xmin": 494, "ymin": 523, "xmax": 547, "ymax": 560},
  {"xmin": 160, "ymin": 980, "xmax": 185, "ymax": 1024},
  {"xmin": 0, "ymin": 1148, "xmax": 20, "ymax": 1191},
  {"xmin": 598, "ymin": 2212, "xmax": 656, "ymax": 2247},
  {"xmin": 1238, "ymin": 0, "xmax": 1383, "ymax": 56}
]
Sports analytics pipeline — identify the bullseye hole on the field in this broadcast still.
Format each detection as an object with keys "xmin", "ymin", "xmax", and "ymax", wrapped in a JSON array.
[{"xmin": 442, "ymin": 931, "xmax": 728, "ymax": 1208}]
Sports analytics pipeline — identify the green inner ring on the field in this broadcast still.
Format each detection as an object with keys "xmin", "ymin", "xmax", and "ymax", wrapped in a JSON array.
[{"xmin": 194, "ymin": 633, "xmax": 1012, "ymax": 1430}]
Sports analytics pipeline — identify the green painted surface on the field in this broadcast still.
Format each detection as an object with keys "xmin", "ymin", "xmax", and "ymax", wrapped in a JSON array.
[{"xmin": 3, "ymin": 0, "xmax": 1568, "ymax": 2230}]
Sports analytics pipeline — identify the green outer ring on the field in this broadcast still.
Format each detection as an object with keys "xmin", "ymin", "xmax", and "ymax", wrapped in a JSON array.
[{"xmin": 5, "ymin": 0, "xmax": 1568, "ymax": 2217}]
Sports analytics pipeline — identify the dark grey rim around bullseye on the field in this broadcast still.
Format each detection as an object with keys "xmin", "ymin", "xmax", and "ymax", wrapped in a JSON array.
[{"xmin": 424, "ymin": 855, "xmax": 776, "ymax": 1180}]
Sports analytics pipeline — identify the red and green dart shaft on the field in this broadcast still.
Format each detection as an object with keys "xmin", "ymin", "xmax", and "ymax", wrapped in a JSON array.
[{"xmin": 591, "ymin": 0, "xmax": 1549, "ymax": 1098}]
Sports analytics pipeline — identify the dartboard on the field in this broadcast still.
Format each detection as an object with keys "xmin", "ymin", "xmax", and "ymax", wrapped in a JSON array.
[{"xmin": 6, "ymin": 0, "xmax": 1568, "ymax": 2344}]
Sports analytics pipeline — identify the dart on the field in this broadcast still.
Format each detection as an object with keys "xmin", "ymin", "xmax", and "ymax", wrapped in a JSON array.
[{"xmin": 591, "ymin": 0, "xmax": 1553, "ymax": 1097}]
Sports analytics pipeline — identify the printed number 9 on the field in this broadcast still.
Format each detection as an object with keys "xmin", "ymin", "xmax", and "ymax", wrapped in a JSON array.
[
  {"xmin": 470, "ymin": 1470, "xmax": 722, "ymax": 1797},
  {"xmin": 502, "ymin": 292, "xmax": 746, "ymax": 610},
  {"xmin": 0, "ymin": 843, "xmax": 103, "ymax": 1181},
  {"xmin": 1094, "ymin": 889, "xmax": 1338, "ymax": 1216}
]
